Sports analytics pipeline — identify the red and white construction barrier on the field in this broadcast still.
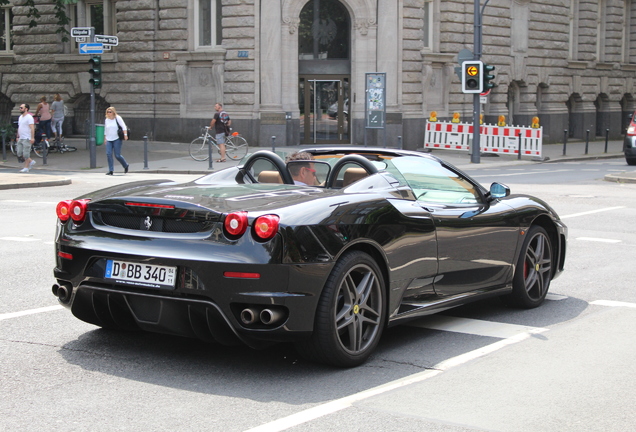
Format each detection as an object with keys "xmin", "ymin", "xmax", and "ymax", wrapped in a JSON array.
[{"xmin": 424, "ymin": 121, "xmax": 543, "ymax": 157}]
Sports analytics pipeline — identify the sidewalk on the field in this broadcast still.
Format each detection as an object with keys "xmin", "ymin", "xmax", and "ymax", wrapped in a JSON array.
[{"xmin": 1, "ymin": 136, "xmax": 634, "ymax": 190}]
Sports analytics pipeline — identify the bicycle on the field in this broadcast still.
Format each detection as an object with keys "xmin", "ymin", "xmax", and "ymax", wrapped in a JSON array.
[
  {"xmin": 47, "ymin": 136, "xmax": 77, "ymax": 154},
  {"xmin": 189, "ymin": 126, "xmax": 248, "ymax": 162}
]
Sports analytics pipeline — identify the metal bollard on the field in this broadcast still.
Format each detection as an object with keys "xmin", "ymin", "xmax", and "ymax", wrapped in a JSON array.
[
  {"xmin": 42, "ymin": 138, "xmax": 48, "ymax": 166},
  {"xmin": 604, "ymin": 128, "xmax": 609, "ymax": 153},
  {"xmin": 1, "ymin": 131, "xmax": 6, "ymax": 161},
  {"xmin": 143, "ymin": 135, "xmax": 149, "ymax": 170},
  {"xmin": 562, "ymin": 130, "xmax": 568, "ymax": 156},
  {"xmin": 585, "ymin": 130, "xmax": 590, "ymax": 154},
  {"xmin": 398, "ymin": 136, "xmax": 402, "ymax": 150},
  {"xmin": 517, "ymin": 132, "xmax": 522, "ymax": 160},
  {"xmin": 208, "ymin": 136, "xmax": 214, "ymax": 170},
  {"xmin": 271, "ymin": 136, "xmax": 276, "ymax": 152}
]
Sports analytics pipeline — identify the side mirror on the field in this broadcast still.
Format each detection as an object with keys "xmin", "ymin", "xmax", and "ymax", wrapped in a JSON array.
[{"xmin": 489, "ymin": 182, "xmax": 510, "ymax": 199}]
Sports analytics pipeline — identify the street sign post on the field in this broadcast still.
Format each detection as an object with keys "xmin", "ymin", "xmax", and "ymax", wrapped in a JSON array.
[
  {"xmin": 79, "ymin": 43, "xmax": 104, "ymax": 55},
  {"xmin": 95, "ymin": 35, "xmax": 119, "ymax": 46},
  {"xmin": 71, "ymin": 27, "xmax": 92, "ymax": 38}
]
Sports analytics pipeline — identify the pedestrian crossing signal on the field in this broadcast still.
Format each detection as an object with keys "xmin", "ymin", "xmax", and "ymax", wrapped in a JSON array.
[{"xmin": 461, "ymin": 60, "xmax": 483, "ymax": 94}]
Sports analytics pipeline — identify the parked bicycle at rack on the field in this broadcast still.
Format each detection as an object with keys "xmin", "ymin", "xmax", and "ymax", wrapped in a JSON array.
[{"xmin": 189, "ymin": 126, "xmax": 248, "ymax": 162}]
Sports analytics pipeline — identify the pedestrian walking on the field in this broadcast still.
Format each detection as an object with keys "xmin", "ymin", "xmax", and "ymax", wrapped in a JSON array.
[
  {"xmin": 209, "ymin": 102, "xmax": 231, "ymax": 162},
  {"xmin": 34, "ymin": 96, "xmax": 52, "ymax": 139},
  {"xmin": 16, "ymin": 103, "xmax": 36, "ymax": 173},
  {"xmin": 103, "ymin": 106, "xmax": 129, "ymax": 175},
  {"xmin": 50, "ymin": 93, "xmax": 65, "ymax": 142}
]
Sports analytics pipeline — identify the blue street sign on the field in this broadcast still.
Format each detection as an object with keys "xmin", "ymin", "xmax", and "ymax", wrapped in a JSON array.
[{"xmin": 79, "ymin": 43, "xmax": 104, "ymax": 55}]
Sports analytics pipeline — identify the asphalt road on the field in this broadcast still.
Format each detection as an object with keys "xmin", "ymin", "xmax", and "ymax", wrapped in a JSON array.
[{"xmin": 1, "ymin": 164, "xmax": 635, "ymax": 432}]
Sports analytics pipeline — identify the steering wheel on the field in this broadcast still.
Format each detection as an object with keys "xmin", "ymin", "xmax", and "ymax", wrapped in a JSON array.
[
  {"xmin": 326, "ymin": 154, "xmax": 379, "ymax": 188},
  {"xmin": 239, "ymin": 150, "xmax": 294, "ymax": 185}
]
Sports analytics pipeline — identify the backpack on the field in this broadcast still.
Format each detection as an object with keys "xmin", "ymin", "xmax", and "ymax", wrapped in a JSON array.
[{"xmin": 219, "ymin": 111, "xmax": 231, "ymax": 136}]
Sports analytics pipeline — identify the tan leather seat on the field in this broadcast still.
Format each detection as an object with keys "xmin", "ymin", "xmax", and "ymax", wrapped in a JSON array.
[
  {"xmin": 257, "ymin": 170, "xmax": 283, "ymax": 184},
  {"xmin": 342, "ymin": 167, "xmax": 368, "ymax": 187}
]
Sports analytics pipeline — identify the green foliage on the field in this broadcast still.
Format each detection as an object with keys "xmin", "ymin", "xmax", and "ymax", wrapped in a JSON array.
[{"xmin": 0, "ymin": 0, "xmax": 78, "ymax": 42}]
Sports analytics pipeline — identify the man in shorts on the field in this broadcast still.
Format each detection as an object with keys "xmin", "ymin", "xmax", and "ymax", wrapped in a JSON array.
[
  {"xmin": 17, "ymin": 103, "xmax": 36, "ymax": 173},
  {"xmin": 209, "ymin": 102, "xmax": 231, "ymax": 162}
]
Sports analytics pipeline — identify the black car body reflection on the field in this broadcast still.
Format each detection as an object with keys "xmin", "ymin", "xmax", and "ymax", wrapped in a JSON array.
[{"xmin": 53, "ymin": 147, "xmax": 567, "ymax": 367}]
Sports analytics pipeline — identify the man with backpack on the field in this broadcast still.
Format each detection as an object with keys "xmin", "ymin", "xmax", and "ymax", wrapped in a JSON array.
[{"xmin": 209, "ymin": 102, "xmax": 231, "ymax": 162}]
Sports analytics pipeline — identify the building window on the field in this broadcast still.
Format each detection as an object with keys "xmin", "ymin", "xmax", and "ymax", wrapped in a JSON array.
[
  {"xmin": 624, "ymin": 0, "xmax": 635, "ymax": 63},
  {"xmin": 596, "ymin": 0, "xmax": 606, "ymax": 61},
  {"xmin": 70, "ymin": 1, "xmax": 113, "ymax": 52},
  {"xmin": 568, "ymin": 0, "xmax": 579, "ymax": 60},
  {"xmin": 423, "ymin": 0, "xmax": 433, "ymax": 50},
  {"xmin": 196, "ymin": 0, "xmax": 222, "ymax": 48},
  {"xmin": 0, "ymin": 6, "xmax": 12, "ymax": 53}
]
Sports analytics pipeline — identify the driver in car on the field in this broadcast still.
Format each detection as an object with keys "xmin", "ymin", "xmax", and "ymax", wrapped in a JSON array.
[{"xmin": 286, "ymin": 152, "xmax": 317, "ymax": 186}]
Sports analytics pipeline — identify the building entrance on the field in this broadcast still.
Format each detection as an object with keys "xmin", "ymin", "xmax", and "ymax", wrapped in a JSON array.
[{"xmin": 299, "ymin": 75, "xmax": 349, "ymax": 144}]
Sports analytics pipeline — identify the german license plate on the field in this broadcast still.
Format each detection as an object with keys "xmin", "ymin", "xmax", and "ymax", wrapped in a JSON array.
[{"xmin": 105, "ymin": 260, "xmax": 177, "ymax": 289}]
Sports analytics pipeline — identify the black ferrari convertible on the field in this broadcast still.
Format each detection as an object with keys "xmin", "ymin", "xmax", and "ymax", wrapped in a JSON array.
[{"xmin": 53, "ymin": 147, "xmax": 567, "ymax": 367}]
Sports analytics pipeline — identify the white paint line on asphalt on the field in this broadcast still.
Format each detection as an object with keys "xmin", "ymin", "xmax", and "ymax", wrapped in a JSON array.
[
  {"xmin": 0, "ymin": 305, "xmax": 63, "ymax": 321},
  {"xmin": 560, "ymin": 206, "xmax": 625, "ymax": 219},
  {"xmin": 576, "ymin": 237, "xmax": 622, "ymax": 244},
  {"xmin": 546, "ymin": 293, "xmax": 568, "ymax": 301},
  {"xmin": 0, "ymin": 237, "xmax": 40, "ymax": 242},
  {"xmin": 407, "ymin": 315, "xmax": 547, "ymax": 339},
  {"xmin": 471, "ymin": 169, "xmax": 573, "ymax": 178},
  {"xmin": 591, "ymin": 300, "xmax": 636, "ymax": 309},
  {"xmin": 243, "ymin": 330, "xmax": 545, "ymax": 432}
]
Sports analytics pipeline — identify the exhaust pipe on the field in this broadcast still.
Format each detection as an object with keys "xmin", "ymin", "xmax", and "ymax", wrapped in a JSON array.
[
  {"xmin": 55, "ymin": 283, "xmax": 72, "ymax": 304},
  {"xmin": 260, "ymin": 308, "xmax": 284, "ymax": 325},
  {"xmin": 240, "ymin": 307, "xmax": 259, "ymax": 325}
]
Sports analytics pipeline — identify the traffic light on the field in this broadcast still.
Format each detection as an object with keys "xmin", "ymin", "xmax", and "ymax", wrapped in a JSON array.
[
  {"xmin": 88, "ymin": 56, "xmax": 102, "ymax": 89},
  {"xmin": 461, "ymin": 60, "xmax": 483, "ymax": 94},
  {"xmin": 483, "ymin": 63, "xmax": 496, "ymax": 91}
]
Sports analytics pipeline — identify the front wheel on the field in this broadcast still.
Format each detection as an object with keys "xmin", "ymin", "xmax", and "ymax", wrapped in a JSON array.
[
  {"xmin": 626, "ymin": 157, "xmax": 636, "ymax": 166},
  {"xmin": 225, "ymin": 135, "xmax": 248, "ymax": 160},
  {"xmin": 189, "ymin": 137, "xmax": 210, "ymax": 161},
  {"xmin": 502, "ymin": 225, "xmax": 553, "ymax": 308},
  {"xmin": 296, "ymin": 251, "xmax": 386, "ymax": 367},
  {"xmin": 33, "ymin": 140, "xmax": 47, "ymax": 158}
]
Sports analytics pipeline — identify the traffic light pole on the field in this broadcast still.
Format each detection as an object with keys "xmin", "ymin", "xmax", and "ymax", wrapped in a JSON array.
[
  {"xmin": 471, "ymin": 0, "xmax": 482, "ymax": 164},
  {"xmin": 89, "ymin": 28, "xmax": 96, "ymax": 168}
]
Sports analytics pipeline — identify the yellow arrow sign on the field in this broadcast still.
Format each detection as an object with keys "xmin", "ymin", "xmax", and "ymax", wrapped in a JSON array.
[{"xmin": 467, "ymin": 66, "xmax": 478, "ymax": 76}]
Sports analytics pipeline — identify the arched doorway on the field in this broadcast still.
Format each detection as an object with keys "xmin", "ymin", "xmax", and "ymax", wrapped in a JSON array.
[
  {"xmin": 72, "ymin": 94, "xmax": 109, "ymax": 136},
  {"xmin": 298, "ymin": 0, "xmax": 351, "ymax": 144}
]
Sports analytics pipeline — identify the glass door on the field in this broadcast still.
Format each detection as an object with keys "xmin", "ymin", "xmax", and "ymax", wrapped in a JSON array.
[{"xmin": 299, "ymin": 76, "xmax": 349, "ymax": 144}]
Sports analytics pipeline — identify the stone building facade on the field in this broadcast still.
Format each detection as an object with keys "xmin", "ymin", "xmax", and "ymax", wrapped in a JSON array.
[{"xmin": 1, "ymin": 0, "xmax": 635, "ymax": 148}]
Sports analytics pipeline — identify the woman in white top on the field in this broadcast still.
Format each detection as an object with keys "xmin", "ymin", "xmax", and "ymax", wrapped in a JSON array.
[{"xmin": 103, "ymin": 106, "xmax": 129, "ymax": 175}]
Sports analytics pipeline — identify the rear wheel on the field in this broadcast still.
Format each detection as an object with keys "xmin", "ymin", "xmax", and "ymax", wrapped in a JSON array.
[
  {"xmin": 503, "ymin": 225, "xmax": 553, "ymax": 308},
  {"xmin": 296, "ymin": 251, "xmax": 386, "ymax": 367},
  {"xmin": 33, "ymin": 140, "xmax": 47, "ymax": 157},
  {"xmin": 225, "ymin": 135, "xmax": 248, "ymax": 160},
  {"xmin": 189, "ymin": 137, "xmax": 210, "ymax": 161}
]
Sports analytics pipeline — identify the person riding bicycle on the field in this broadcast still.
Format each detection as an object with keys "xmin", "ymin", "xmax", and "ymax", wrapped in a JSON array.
[{"xmin": 34, "ymin": 95, "xmax": 52, "ymax": 140}]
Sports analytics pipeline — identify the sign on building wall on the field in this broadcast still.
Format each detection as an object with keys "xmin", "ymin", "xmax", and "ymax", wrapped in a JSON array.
[{"xmin": 365, "ymin": 73, "xmax": 386, "ymax": 129}]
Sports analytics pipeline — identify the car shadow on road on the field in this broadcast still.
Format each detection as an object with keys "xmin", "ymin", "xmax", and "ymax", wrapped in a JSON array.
[{"xmin": 57, "ymin": 294, "xmax": 589, "ymax": 405}]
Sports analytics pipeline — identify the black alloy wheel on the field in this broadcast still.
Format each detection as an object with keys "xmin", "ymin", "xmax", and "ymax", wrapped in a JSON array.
[
  {"xmin": 504, "ymin": 225, "xmax": 553, "ymax": 308},
  {"xmin": 296, "ymin": 251, "xmax": 386, "ymax": 367}
]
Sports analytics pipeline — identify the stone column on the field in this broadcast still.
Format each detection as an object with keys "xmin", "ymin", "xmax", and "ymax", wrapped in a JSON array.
[
  {"xmin": 260, "ymin": 0, "xmax": 282, "ymax": 111},
  {"xmin": 376, "ymin": 0, "xmax": 399, "ymax": 108}
]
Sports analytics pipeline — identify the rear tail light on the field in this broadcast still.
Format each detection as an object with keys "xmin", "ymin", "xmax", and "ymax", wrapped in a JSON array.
[
  {"xmin": 56, "ymin": 200, "xmax": 72, "ymax": 222},
  {"xmin": 69, "ymin": 199, "xmax": 90, "ymax": 224},
  {"xmin": 253, "ymin": 215, "xmax": 280, "ymax": 240},
  {"xmin": 224, "ymin": 211, "xmax": 248, "ymax": 237}
]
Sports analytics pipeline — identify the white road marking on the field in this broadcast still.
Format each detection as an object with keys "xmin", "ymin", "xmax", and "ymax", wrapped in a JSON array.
[
  {"xmin": 576, "ymin": 237, "xmax": 621, "ymax": 244},
  {"xmin": 408, "ymin": 315, "xmax": 547, "ymax": 339},
  {"xmin": 0, "ymin": 305, "xmax": 63, "ymax": 321},
  {"xmin": 546, "ymin": 293, "xmax": 568, "ymax": 301},
  {"xmin": 243, "ymin": 329, "xmax": 546, "ymax": 432},
  {"xmin": 560, "ymin": 206, "xmax": 625, "ymax": 219},
  {"xmin": 0, "ymin": 237, "xmax": 40, "ymax": 242},
  {"xmin": 591, "ymin": 300, "xmax": 636, "ymax": 309},
  {"xmin": 471, "ymin": 169, "xmax": 573, "ymax": 178}
]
